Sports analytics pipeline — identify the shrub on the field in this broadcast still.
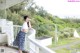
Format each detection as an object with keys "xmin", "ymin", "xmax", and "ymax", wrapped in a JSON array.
[{"xmin": 59, "ymin": 28, "xmax": 74, "ymax": 39}]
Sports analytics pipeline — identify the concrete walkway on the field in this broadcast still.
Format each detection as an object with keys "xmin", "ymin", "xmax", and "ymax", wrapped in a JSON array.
[
  {"xmin": 0, "ymin": 46, "xmax": 18, "ymax": 53},
  {"xmin": 0, "ymin": 46, "xmax": 28, "ymax": 53},
  {"xmin": 52, "ymin": 40, "xmax": 80, "ymax": 50}
]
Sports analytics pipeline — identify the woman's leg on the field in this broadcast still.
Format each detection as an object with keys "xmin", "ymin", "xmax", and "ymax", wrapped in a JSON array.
[
  {"xmin": 19, "ymin": 49, "xmax": 23, "ymax": 53},
  {"xmin": 18, "ymin": 31, "xmax": 26, "ymax": 53}
]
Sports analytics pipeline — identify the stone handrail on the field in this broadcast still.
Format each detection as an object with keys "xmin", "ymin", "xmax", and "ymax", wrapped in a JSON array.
[{"xmin": 13, "ymin": 25, "xmax": 56, "ymax": 53}]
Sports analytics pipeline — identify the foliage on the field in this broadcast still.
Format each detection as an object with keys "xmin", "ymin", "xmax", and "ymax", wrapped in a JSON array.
[
  {"xmin": 59, "ymin": 28, "xmax": 74, "ymax": 39},
  {"xmin": 0, "ymin": 9, "xmax": 6, "ymax": 18},
  {"xmin": 32, "ymin": 15, "xmax": 54, "ymax": 37},
  {"xmin": 3, "ymin": 0, "xmax": 80, "ymax": 38}
]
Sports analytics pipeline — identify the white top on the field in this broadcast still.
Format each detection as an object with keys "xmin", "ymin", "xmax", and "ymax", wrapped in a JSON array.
[{"xmin": 21, "ymin": 22, "xmax": 28, "ymax": 31}]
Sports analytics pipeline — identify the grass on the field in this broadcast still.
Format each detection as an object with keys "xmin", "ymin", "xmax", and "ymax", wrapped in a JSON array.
[
  {"xmin": 48, "ymin": 38, "xmax": 80, "ymax": 53},
  {"xmin": 48, "ymin": 38, "xmax": 80, "ymax": 48},
  {"xmin": 71, "ymin": 44, "xmax": 80, "ymax": 49},
  {"xmin": 55, "ymin": 48, "xmax": 71, "ymax": 53},
  {"xmin": 55, "ymin": 44, "xmax": 80, "ymax": 53}
]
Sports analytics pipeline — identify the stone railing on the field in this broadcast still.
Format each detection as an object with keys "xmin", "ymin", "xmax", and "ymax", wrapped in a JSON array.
[
  {"xmin": 13, "ymin": 25, "xmax": 56, "ymax": 53},
  {"xmin": 0, "ymin": 19, "xmax": 56, "ymax": 53}
]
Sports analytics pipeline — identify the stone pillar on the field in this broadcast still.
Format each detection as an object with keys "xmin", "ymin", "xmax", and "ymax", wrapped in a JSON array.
[
  {"xmin": 29, "ymin": 29, "xmax": 40, "ymax": 53},
  {"xmin": 24, "ymin": 28, "xmax": 36, "ymax": 51},
  {"xmin": 0, "ymin": 19, "xmax": 14, "ymax": 46},
  {"xmin": 6, "ymin": 21, "xmax": 14, "ymax": 46},
  {"xmin": 24, "ymin": 28, "xmax": 40, "ymax": 53},
  {"xmin": 0, "ymin": 19, "xmax": 7, "ymax": 33}
]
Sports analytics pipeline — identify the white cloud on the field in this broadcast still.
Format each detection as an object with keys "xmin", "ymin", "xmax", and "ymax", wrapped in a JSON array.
[{"xmin": 34, "ymin": 0, "xmax": 80, "ymax": 18}]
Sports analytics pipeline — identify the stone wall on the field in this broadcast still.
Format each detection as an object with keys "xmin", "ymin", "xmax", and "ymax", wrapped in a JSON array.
[{"xmin": 0, "ymin": 19, "xmax": 14, "ymax": 46}]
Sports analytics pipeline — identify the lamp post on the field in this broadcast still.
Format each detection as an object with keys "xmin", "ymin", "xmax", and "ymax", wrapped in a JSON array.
[{"xmin": 54, "ymin": 24, "xmax": 58, "ymax": 45}]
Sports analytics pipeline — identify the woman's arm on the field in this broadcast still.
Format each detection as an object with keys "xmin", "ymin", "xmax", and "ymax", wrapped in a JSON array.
[{"xmin": 22, "ymin": 29, "xmax": 28, "ymax": 33}]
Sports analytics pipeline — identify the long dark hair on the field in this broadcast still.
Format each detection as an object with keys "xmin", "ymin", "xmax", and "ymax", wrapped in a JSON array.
[{"xmin": 23, "ymin": 15, "xmax": 29, "ymax": 27}]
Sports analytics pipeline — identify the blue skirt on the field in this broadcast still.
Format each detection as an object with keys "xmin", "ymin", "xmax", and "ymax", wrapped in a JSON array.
[{"xmin": 13, "ymin": 31, "xmax": 26, "ymax": 51}]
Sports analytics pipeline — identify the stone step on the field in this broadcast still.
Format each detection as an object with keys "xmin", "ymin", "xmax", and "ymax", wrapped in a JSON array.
[
  {"xmin": 0, "ymin": 46, "xmax": 18, "ymax": 53},
  {"xmin": 0, "ymin": 46, "xmax": 28, "ymax": 53},
  {"xmin": 0, "ymin": 33, "xmax": 7, "ymax": 44}
]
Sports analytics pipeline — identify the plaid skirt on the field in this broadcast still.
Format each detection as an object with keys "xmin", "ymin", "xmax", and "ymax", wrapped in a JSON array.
[{"xmin": 13, "ymin": 31, "xmax": 26, "ymax": 51}]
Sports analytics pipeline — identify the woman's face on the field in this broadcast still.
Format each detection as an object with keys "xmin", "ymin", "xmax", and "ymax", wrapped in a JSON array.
[{"xmin": 26, "ymin": 17, "xmax": 30, "ymax": 22}]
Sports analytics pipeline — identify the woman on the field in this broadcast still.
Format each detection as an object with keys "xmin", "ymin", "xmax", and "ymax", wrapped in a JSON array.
[{"xmin": 13, "ymin": 15, "xmax": 31, "ymax": 53}]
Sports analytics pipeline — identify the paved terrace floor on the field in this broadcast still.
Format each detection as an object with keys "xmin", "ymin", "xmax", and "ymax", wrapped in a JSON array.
[{"xmin": 0, "ymin": 45, "xmax": 28, "ymax": 53}]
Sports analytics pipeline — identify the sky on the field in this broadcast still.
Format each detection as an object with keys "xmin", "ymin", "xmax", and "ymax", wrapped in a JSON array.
[{"xmin": 33, "ymin": 0, "xmax": 80, "ymax": 18}]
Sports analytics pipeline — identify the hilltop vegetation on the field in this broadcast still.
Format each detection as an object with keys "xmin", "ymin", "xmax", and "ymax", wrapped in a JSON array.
[{"xmin": 0, "ymin": 0, "xmax": 80, "ymax": 37}]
